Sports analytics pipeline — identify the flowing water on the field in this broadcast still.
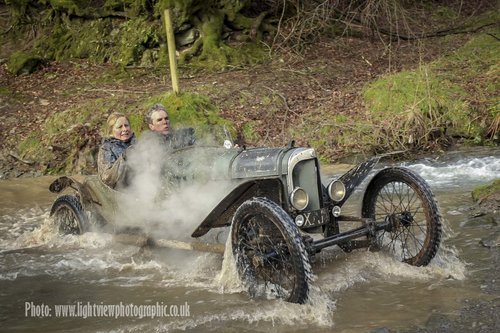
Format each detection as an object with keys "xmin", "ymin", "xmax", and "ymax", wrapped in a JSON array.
[{"xmin": 0, "ymin": 148, "xmax": 499, "ymax": 332}]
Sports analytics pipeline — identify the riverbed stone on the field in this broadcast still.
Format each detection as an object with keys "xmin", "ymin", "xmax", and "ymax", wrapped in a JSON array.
[
  {"xmin": 480, "ymin": 229, "xmax": 500, "ymax": 248},
  {"xmin": 425, "ymin": 313, "xmax": 456, "ymax": 332},
  {"xmin": 370, "ymin": 328, "xmax": 391, "ymax": 333}
]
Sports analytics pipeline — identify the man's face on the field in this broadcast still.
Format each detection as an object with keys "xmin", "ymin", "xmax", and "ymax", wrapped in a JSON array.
[{"xmin": 149, "ymin": 110, "xmax": 170, "ymax": 135}]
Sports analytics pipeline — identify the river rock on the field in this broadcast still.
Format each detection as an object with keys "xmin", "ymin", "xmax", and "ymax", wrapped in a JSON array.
[
  {"xmin": 370, "ymin": 328, "xmax": 391, "ymax": 333},
  {"xmin": 425, "ymin": 313, "xmax": 455, "ymax": 332},
  {"xmin": 480, "ymin": 229, "xmax": 500, "ymax": 248}
]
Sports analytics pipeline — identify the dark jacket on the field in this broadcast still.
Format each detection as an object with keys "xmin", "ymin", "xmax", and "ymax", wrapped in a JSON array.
[
  {"xmin": 140, "ymin": 128, "xmax": 195, "ymax": 150},
  {"xmin": 97, "ymin": 134, "xmax": 136, "ymax": 188}
]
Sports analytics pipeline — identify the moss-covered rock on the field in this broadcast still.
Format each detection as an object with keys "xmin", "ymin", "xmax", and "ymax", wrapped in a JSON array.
[
  {"xmin": 6, "ymin": 51, "xmax": 43, "ymax": 75},
  {"xmin": 472, "ymin": 179, "xmax": 500, "ymax": 215},
  {"xmin": 472, "ymin": 179, "xmax": 500, "ymax": 202}
]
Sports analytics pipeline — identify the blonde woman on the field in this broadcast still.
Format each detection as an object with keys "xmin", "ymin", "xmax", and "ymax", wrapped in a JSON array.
[{"xmin": 97, "ymin": 112, "xmax": 136, "ymax": 188}]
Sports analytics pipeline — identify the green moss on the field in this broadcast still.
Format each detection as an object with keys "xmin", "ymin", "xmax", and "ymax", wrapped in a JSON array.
[
  {"xmin": 118, "ymin": 17, "xmax": 160, "ymax": 66},
  {"xmin": 156, "ymin": 43, "xmax": 169, "ymax": 67},
  {"xmin": 154, "ymin": 0, "xmax": 197, "ymax": 24},
  {"xmin": 289, "ymin": 112, "xmax": 377, "ymax": 162},
  {"xmin": 242, "ymin": 122, "xmax": 259, "ymax": 143},
  {"xmin": 127, "ymin": 113, "xmax": 146, "ymax": 134},
  {"xmin": 429, "ymin": 5, "xmax": 459, "ymax": 20},
  {"xmin": 32, "ymin": 15, "xmax": 163, "ymax": 66},
  {"xmin": 472, "ymin": 179, "xmax": 500, "ymax": 202},
  {"xmin": 46, "ymin": 99, "xmax": 114, "ymax": 136},
  {"xmin": 47, "ymin": 0, "xmax": 145, "ymax": 17},
  {"xmin": 105, "ymin": 0, "xmax": 150, "ymax": 17},
  {"xmin": 436, "ymin": 31, "xmax": 500, "ymax": 126},
  {"xmin": 232, "ymin": 42, "xmax": 270, "ymax": 66},
  {"xmin": 35, "ymin": 19, "xmax": 116, "ymax": 62},
  {"xmin": 6, "ymin": 51, "xmax": 43, "ymax": 75},
  {"xmin": 143, "ymin": 92, "xmax": 231, "ymax": 128},
  {"xmin": 7, "ymin": 0, "xmax": 269, "ymax": 70},
  {"xmin": 179, "ymin": 7, "xmax": 269, "ymax": 70},
  {"xmin": 364, "ymin": 67, "xmax": 471, "ymax": 139},
  {"xmin": 47, "ymin": 0, "xmax": 88, "ymax": 16},
  {"xmin": 185, "ymin": 40, "xmax": 269, "ymax": 71},
  {"xmin": 18, "ymin": 132, "xmax": 43, "ymax": 159}
]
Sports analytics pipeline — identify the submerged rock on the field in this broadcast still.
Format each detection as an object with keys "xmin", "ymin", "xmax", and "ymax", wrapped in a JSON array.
[{"xmin": 480, "ymin": 229, "xmax": 500, "ymax": 248}]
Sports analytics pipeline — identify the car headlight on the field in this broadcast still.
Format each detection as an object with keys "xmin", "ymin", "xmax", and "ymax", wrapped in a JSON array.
[
  {"xmin": 290, "ymin": 187, "xmax": 309, "ymax": 211},
  {"xmin": 328, "ymin": 179, "xmax": 346, "ymax": 202}
]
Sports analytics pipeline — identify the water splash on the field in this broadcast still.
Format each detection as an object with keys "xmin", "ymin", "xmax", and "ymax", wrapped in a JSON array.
[
  {"xmin": 212, "ymin": 224, "xmax": 336, "ymax": 328},
  {"xmin": 214, "ymin": 228, "xmax": 245, "ymax": 294},
  {"xmin": 12, "ymin": 214, "xmax": 113, "ymax": 251},
  {"xmin": 144, "ymin": 295, "xmax": 336, "ymax": 332},
  {"xmin": 313, "ymin": 243, "xmax": 466, "ymax": 296},
  {"xmin": 0, "ymin": 207, "xmax": 49, "ymax": 245},
  {"xmin": 405, "ymin": 155, "xmax": 500, "ymax": 188}
]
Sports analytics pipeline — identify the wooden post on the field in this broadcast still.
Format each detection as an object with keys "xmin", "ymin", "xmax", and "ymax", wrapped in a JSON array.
[{"xmin": 164, "ymin": 9, "xmax": 180, "ymax": 94}]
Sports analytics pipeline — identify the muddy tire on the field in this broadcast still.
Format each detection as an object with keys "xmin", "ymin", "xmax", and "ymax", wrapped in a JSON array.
[
  {"xmin": 50, "ymin": 195, "xmax": 88, "ymax": 235},
  {"xmin": 362, "ymin": 167, "xmax": 442, "ymax": 266},
  {"xmin": 231, "ymin": 197, "xmax": 311, "ymax": 304}
]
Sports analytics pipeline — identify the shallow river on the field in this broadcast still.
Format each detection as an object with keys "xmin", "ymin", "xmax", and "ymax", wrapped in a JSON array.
[{"xmin": 0, "ymin": 148, "xmax": 499, "ymax": 332}]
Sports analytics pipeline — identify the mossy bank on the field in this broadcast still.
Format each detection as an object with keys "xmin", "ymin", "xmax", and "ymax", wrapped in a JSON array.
[{"xmin": 472, "ymin": 179, "xmax": 500, "ymax": 215}]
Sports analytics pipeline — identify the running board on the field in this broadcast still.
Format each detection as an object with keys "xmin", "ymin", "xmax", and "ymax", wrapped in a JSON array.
[{"xmin": 113, "ymin": 234, "xmax": 225, "ymax": 254}]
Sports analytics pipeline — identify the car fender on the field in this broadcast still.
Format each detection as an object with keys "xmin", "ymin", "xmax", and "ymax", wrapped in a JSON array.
[
  {"xmin": 191, "ymin": 178, "xmax": 284, "ymax": 237},
  {"xmin": 333, "ymin": 157, "xmax": 380, "ymax": 206},
  {"xmin": 49, "ymin": 176, "xmax": 96, "ymax": 210},
  {"xmin": 49, "ymin": 176, "xmax": 83, "ymax": 194}
]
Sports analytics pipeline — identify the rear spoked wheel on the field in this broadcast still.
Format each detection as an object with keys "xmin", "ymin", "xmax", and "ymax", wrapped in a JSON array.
[
  {"xmin": 231, "ymin": 197, "xmax": 311, "ymax": 304},
  {"xmin": 50, "ymin": 195, "xmax": 88, "ymax": 235},
  {"xmin": 362, "ymin": 167, "xmax": 442, "ymax": 266}
]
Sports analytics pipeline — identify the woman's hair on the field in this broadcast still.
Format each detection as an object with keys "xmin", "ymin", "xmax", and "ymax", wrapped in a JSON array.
[{"xmin": 105, "ymin": 112, "xmax": 128, "ymax": 137}]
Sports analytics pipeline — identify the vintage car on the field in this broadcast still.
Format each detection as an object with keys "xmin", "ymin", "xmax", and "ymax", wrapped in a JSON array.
[{"xmin": 49, "ymin": 127, "xmax": 442, "ymax": 304}]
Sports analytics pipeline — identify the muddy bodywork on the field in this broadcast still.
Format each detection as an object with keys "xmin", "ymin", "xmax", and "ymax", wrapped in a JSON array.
[{"xmin": 49, "ymin": 175, "xmax": 125, "ymax": 230}]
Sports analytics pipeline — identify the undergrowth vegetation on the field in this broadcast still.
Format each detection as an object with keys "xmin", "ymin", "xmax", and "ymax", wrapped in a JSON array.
[
  {"xmin": 363, "ymin": 26, "xmax": 499, "ymax": 150},
  {"xmin": 291, "ymin": 21, "xmax": 499, "ymax": 161}
]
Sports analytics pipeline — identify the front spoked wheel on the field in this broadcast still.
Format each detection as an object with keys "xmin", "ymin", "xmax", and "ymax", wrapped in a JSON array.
[
  {"xmin": 231, "ymin": 197, "xmax": 311, "ymax": 304},
  {"xmin": 362, "ymin": 167, "xmax": 442, "ymax": 266}
]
